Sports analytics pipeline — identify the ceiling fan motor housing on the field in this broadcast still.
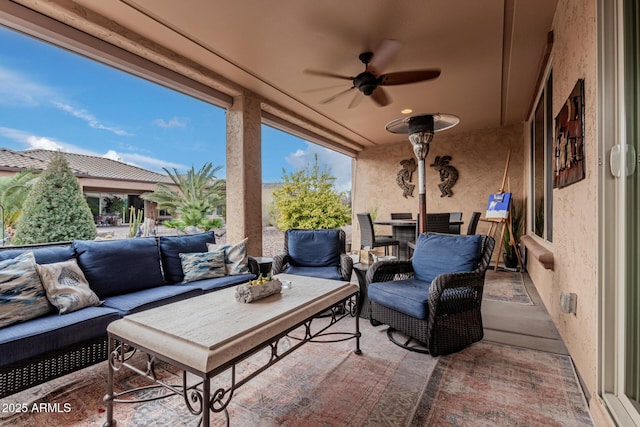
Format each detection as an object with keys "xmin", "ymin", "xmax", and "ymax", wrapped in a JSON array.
[{"xmin": 354, "ymin": 72, "xmax": 379, "ymax": 96}]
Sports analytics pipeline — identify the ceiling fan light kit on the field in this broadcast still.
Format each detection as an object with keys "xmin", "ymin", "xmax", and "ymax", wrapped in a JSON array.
[{"xmin": 386, "ymin": 113, "xmax": 460, "ymax": 233}]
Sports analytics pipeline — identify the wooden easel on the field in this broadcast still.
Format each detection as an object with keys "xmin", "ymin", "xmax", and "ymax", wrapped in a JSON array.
[{"xmin": 482, "ymin": 150, "xmax": 523, "ymax": 271}]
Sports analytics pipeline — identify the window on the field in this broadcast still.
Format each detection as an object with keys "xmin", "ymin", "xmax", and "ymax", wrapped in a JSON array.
[{"xmin": 530, "ymin": 72, "xmax": 553, "ymax": 241}]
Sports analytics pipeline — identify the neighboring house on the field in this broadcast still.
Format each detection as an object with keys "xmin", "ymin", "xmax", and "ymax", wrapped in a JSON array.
[{"xmin": 0, "ymin": 148, "xmax": 175, "ymax": 223}]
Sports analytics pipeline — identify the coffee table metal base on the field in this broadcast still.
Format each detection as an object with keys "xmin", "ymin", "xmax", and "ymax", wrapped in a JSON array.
[{"xmin": 103, "ymin": 294, "xmax": 359, "ymax": 427}]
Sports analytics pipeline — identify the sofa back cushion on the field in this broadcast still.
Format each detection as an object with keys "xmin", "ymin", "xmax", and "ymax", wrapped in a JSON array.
[
  {"xmin": 286, "ymin": 229, "xmax": 341, "ymax": 267},
  {"xmin": 159, "ymin": 232, "xmax": 216, "ymax": 283},
  {"xmin": 0, "ymin": 244, "xmax": 75, "ymax": 265},
  {"xmin": 412, "ymin": 233, "xmax": 482, "ymax": 283},
  {"xmin": 74, "ymin": 238, "xmax": 164, "ymax": 298}
]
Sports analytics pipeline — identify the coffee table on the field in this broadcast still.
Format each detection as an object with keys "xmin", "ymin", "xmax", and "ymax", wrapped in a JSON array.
[{"xmin": 103, "ymin": 274, "xmax": 360, "ymax": 426}]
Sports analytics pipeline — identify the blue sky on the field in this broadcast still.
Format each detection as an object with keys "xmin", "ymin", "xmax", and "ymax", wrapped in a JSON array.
[{"xmin": 0, "ymin": 26, "xmax": 351, "ymax": 191}]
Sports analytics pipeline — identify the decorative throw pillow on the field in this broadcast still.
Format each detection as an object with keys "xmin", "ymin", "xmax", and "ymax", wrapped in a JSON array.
[
  {"xmin": 35, "ymin": 258, "xmax": 101, "ymax": 314},
  {"xmin": 207, "ymin": 238, "xmax": 250, "ymax": 275},
  {"xmin": 0, "ymin": 251, "xmax": 52, "ymax": 328},
  {"xmin": 179, "ymin": 251, "xmax": 226, "ymax": 283}
]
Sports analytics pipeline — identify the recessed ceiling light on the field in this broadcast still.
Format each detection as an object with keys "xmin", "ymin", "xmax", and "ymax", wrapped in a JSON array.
[{"xmin": 401, "ymin": 109, "xmax": 413, "ymax": 114}]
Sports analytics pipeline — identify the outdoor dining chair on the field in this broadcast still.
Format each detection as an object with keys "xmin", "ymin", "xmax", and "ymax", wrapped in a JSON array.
[{"xmin": 357, "ymin": 213, "xmax": 399, "ymax": 256}]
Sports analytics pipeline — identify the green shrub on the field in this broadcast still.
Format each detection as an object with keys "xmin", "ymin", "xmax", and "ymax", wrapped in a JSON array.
[
  {"xmin": 13, "ymin": 153, "xmax": 97, "ymax": 244},
  {"xmin": 272, "ymin": 155, "xmax": 350, "ymax": 230}
]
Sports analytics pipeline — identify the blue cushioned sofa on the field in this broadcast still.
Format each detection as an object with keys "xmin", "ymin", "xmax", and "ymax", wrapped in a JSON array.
[{"xmin": 0, "ymin": 232, "xmax": 258, "ymax": 398}]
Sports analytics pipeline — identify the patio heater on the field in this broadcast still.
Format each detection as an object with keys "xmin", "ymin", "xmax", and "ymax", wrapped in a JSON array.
[{"xmin": 385, "ymin": 113, "xmax": 459, "ymax": 233}]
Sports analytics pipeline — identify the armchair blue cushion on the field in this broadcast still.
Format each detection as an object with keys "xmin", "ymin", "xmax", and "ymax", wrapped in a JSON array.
[
  {"xmin": 272, "ymin": 229, "xmax": 352, "ymax": 281},
  {"xmin": 411, "ymin": 233, "xmax": 482, "ymax": 283},
  {"xmin": 287, "ymin": 229, "xmax": 341, "ymax": 267}
]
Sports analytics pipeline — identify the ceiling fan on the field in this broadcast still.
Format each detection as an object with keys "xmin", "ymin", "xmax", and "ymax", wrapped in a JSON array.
[{"xmin": 305, "ymin": 39, "xmax": 441, "ymax": 109}]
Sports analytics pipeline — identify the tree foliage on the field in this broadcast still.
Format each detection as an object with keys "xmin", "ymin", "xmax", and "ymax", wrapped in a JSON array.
[
  {"xmin": 13, "ymin": 153, "xmax": 97, "ymax": 244},
  {"xmin": 0, "ymin": 170, "xmax": 37, "ymax": 231},
  {"xmin": 141, "ymin": 163, "xmax": 225, "ymax": 231},
  {"xmin": 272, "ymin": 155, "xmax": 350, "ymax": 230}
]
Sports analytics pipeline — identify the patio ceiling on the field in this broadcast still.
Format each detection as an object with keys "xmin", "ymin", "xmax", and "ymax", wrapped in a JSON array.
[{"xmin": 72, "ymin": 0, "xmax": 557, "ymax": 152}]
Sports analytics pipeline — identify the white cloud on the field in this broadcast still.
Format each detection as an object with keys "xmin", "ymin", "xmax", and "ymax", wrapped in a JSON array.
[
  {"xmin": 153, "ymin": 116, "xmax": 187, "ymax": 128},
  {"xmin": 118, "ymin": 152, "xmax": 187, "ymax": 171},
  {"xmin": 285, "ymin": 144, "xmax": 352, "ymax": 192},
  {"xmin": 0, "ymin": 66, "xmax": 56, "ymax": 106},
  {"xmin": 52, "ymin": 101, "xmax": 133, "ymax": 136},
  {"xmin": 0, "ymin": 126, "xmax": 185, "ymax": 172}
]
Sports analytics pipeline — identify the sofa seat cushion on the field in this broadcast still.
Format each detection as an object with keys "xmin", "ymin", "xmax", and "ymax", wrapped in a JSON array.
[
  {"xmin": 181, "ymin": 273, "xmax": 255, "ymax": 293},
  {"xmin": 0, "ymin": 244, "xmax": 74, "ymax": 265},
  {"xmin": 74, "ymin": 238, "xmax": 165, "ymax": 299},
  {"xmin": 101, "ymin": 285, "xmax": 202, "ymax": 315},
  {"xmin": 0, "ymin": 306, "xmax": 120, "ymax": 367},
  {"xmin": 159, "ymin": 232, "xmax": 216, "ymax": 283},
  {"xmin": 411, "ymin": 233, "xmax": 482, "ymax": 283},
  {"xmin": 284, "ymin": 265, "xmax": 343, "ymax": 281},
  {"xmin": 287, "ymin": 229, "xmax": 341, "ymax": 267},
  {"xmin": 368, "ymin": 278, "xmax": 431, "ymax": 319}
]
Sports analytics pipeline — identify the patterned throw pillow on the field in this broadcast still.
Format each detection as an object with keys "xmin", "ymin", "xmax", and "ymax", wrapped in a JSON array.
[
  {"xmin": 207, "ymin": 238, "xmax": 250, "ymax": 275},
  {"xmin": 0, "ymin": 251, "xmax": 52, "ymax": 328},
  {"xmin": 179, "ymin": 251, "xmax": 226, "ymax": 283},
  {"xmin": 35, "ymin": 258, "xmax": 101, "ymax": 314}
]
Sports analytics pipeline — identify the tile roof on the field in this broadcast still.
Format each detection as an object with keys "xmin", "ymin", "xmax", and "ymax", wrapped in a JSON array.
[{"xmin": 0, "ymin": 149, "xmax": 172, "ymax": 184}]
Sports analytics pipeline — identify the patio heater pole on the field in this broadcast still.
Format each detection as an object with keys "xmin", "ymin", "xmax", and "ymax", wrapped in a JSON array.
[{"xmin": 386, "ymin": 113, "xmax": 460, "ymax": 234}]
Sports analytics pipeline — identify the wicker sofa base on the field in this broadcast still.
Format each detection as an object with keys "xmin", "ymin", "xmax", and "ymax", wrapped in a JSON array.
[
  {"xmin": 370, "ymin": 301, "xmax": 484, "ymax": 356},
  {"xmin": 0, "ymin": 335, "xmax": 109, "ymax": 399}
]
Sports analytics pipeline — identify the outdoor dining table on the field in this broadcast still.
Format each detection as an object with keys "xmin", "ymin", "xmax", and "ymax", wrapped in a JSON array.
[
  {"xmin": 373, "ymin": 219, "xmax": 416, "ymax": 260},
  {"xmin": 374, "ymin": 217, "xmax": 465, "ymax": 260}
]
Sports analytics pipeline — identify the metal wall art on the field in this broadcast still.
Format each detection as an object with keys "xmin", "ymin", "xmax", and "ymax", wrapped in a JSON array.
[
  {"xmin": 396, "ymin": 158, "xmax": 417, "ymax": 198},
  {"xmin": 430, "ymin": 155, "xmax": 458, "ymax": 197},
  {"xmin": 553, "ymin": 78, "xmax": 585, "ymax": 188}
]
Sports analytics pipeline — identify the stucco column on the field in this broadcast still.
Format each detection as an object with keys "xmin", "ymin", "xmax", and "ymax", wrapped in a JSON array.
[{"xmin": 225, "ymin": 92, "xmax": 263, "ymax": 256}]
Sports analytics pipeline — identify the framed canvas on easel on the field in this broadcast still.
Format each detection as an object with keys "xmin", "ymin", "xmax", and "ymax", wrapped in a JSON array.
[{"xmin": 482, "ymin": 150, "xmax": 523, "ymax": 271}]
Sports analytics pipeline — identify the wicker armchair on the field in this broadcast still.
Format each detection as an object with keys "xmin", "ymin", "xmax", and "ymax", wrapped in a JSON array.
[
  {"xmin": 366, "ymin": 233, "xmax": 494, "ymax": 356},
  {"xmin": 272, "ymin": 229, "xmax": 353, "ymax": 281}
]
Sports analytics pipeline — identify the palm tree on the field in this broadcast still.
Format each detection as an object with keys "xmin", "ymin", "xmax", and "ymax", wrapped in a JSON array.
[
  {"xmin": 0, "ymin": 170, "xmax": 37, "ymax": 235},
  {"xmin": 142, "ymin": 163, "xmax": 226, "ymax": 231}
]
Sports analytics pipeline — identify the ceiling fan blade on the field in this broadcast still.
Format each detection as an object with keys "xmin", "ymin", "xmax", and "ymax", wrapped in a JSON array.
[
  {"xmin": 320, "ymin": 86, "xmax": 355, "ymax": 104},
  {"xmin": 371, "ymin": 87, "xmax": 391, "ymax": 107},
  {"xmin": 368, "ymin": 39, "xmax": 401, "ymax": 74},
  {"xmin": 380, "ymin": 69, "xmax": 441, "ymax": 85},
  {"xmin": 304, "ymin": 69, "xmax": 354, "ymax": 80},
  {"xmin": 348, "ymin": 92, "xmax": 363, "ymax": 109},
  {"xmin": 302, "ymin": 83, "xmax": 351, "ymax": 93}
]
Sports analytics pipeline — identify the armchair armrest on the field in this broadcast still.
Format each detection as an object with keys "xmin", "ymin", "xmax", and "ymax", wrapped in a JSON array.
[
  {"xmin": 271, "ymin": 253, "xmax": 290, "ymax": 275},
  {"xmin": 339, "ymin": 253, "xmax": 353, "ymax": 281},
  {"xmin": 366, "ymin": 260, "xmax": 414, "ymax": 284},
  {"xmin": 428, "ymin": 270, "xmax": 486, "ymax": 316}
]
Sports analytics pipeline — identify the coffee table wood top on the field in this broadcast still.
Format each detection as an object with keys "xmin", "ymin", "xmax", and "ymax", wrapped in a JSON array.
[{"xmin": 107, "ymin": 274, "xmax": 358, "ymax": 374}]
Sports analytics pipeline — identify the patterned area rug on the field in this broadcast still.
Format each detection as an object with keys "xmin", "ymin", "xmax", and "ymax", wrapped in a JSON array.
[
  {"xmin": 0, "ymin": 319, "xmax": 438, "ymax": 427},
  {"xmin": 410, "ymin": 341, "xmax": 593, "ymax": 426},
  {"xmin": 483, "ymin": 270, "xmax": 533, "ymax": 305}
]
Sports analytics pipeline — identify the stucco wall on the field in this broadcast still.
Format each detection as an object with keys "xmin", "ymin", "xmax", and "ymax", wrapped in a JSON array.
[
  {"xmin": 532, "ymin": 0, "xmax": 598, "ymax": 400},
  {"xmin": 353, "ymin": 123, "xmax": 525, "ymax": 257}
]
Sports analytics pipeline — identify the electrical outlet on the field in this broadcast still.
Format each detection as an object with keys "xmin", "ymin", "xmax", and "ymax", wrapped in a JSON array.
[{"xmin": 560, "ymin": 291, "xmax": 577, "ymax": 314}]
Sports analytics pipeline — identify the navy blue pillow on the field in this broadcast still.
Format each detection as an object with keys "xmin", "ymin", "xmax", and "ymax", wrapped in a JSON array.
[
  {"xmin": 411, "ymin": 233, "xmax": 482, "ymax": 283},
  {"xmin": 287, "ymin": 229, "xmax": 341, "ymax": 267},
  {"xmin": 74, "ymin": 238, "xmax": 165, "ymax": 298},
  {"xmin": 159, "ymin": 232, "xmax": 216, "ymax": 283},
  {"xmin": 0, "ymin": 245, "xmax": 74, "ymax": 264}
]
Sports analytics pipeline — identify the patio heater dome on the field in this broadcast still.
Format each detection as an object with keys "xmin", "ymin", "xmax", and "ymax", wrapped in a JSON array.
[{"xmin": 385, "ymin": 113, "xmax": 460, "ymax": 234}]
